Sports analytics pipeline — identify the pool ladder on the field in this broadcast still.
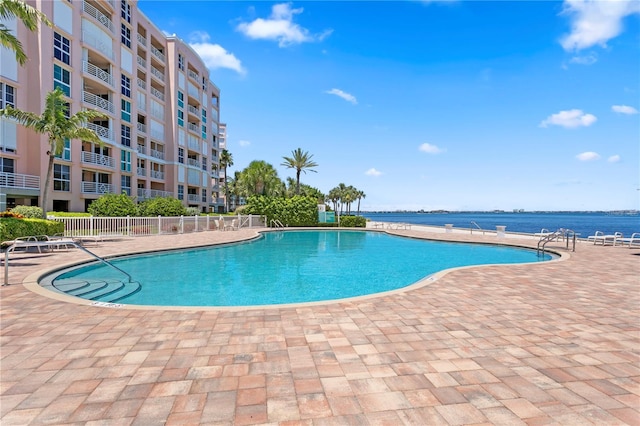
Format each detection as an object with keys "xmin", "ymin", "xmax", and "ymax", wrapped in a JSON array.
[
  {"xmin": 537, "ymin": 228, "xmax": 577, "ymax": 255},
  {"xmin": 270, "ymin": 219, "xmax": 285, "ymax": 228}
]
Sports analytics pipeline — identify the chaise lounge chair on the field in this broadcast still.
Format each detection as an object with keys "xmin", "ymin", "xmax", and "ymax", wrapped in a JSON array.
[
  {"xmin": 587, "ymin": 231, "xmax": 604, "ymax": 245},
  {"xmin": 617, "ymin": 232, "xmax": 640, "ymax": 248},
  {"xmin": 601, "ymin": 232, "xmax": 623, "ymax": 246}
]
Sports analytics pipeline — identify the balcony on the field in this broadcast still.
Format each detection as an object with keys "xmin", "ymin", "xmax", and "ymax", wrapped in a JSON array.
[
  {"xmin": 187, "ymin": 69, "xmax": 199, "ymax": 81},
  {"xmin": 187, "ymin": 104, "xmax": 199, "ymax": 117},
  {"xmin": 137, "ymin": 33, "xmax": 147, "ymax": 46},
  {"xmin": 82, "ymin": 61, "xmax": 113, "ymax": 86},
  {"xmin": 150, "ymin": 129, "xmax": 164, "ymax": 142},
  {"xmin": 82, "ymin": 91, "xmax": 114, "ymax": 114},
  {"xmin": 81, "ymin": 151, "xmax": 115, "ymax": 168},
  {"xmin": 150, "ymin": 45, "xmax": 165, "ymax": 62},
  {"xmin": 137, "ymin": 188, "xmax": 172, "ymax": 200},
  {"xmin": 82, "ymin": 181, "xmax": 114, "ymax": 194},
  {"xmin": 85, "ymin": 122, "xmax": 114, "ymax": 143},
  {"xmin": 150, "ymin": 66, "xmax": 165, "ymax": 82},
  {"xmin": 82, "ymin": 1, "xmax": 114, "ymax": 33},
  {"xmin": 187, "ymin": 194, "xmax": 200, "ymax": 203},
  {"xmin": 81, "ymin": 30, "xmax": 113, "ymax": 59},
  {"xmin": 136, "ymin": 144, "xmax": 145, "ymax": 155},
  {"xmin": 150, "ymin": 87, "xmax": 164, "ymax": 102},
  {"xmin": 0, "ymin": 172, "xmax": 40, "ymax": 190},
  {"xmin": 149, "ymin": 170, "xmax": 164, "ymax": 180},
  {"xmin": 137, "ymin": 55, "xmax": 146, "ymax": 69},
  {"xmin": 137, "ymin": 167, "xmax": 146, "ymax": 176},
  {"xmin": 187, "ymin": 138, "xmax": 199, "ymax": 152},
  {"xmin": 187, "ymin": 123, "xmax": 198, "ymax": 133},
  {"xmin": 137, "ymin": 122, "xmax": 146, "ymax": 133},
  {"xmin": 150, "ymin": 149, "xmax": 165, "ymax": 160},
  {"xmin": 137, "ymin": 78, "xmax": 146, "ymax": 90},
  {"xmin": 187, "ymin": 158, "xmax": 199, "ymax": 168}
]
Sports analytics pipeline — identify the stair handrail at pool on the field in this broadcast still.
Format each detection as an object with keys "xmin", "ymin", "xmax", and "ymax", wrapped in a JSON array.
[
  {"xmin": 537, "ymin": 228, "xmax": 576, "ymax": 255},
  {"xmin": 4, "ymin": 240, "xmax": 133, "ymax": 286},
  {"xmin": 470, "ymin": 221, "xmax": 487, "ymax": 235},
  {"xmin": 270, "ymin": 219, "xmax": 284, "ymax": 228}
]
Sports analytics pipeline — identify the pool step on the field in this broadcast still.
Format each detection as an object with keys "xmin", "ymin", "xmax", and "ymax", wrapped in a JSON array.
[{"xmin": 53, "ymin": 278, "xmax": 142, "ymax": 303}]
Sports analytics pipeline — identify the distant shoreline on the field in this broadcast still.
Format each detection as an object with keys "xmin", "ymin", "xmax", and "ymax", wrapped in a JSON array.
[{"xmin": 361, "ymin": 210, "xmax": 639, "ymax": 215}]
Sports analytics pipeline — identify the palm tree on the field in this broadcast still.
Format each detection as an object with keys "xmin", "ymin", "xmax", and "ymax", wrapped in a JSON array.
[
  {"xmin": 0, "ymin": 88, "xmax": 106, "ymax": 218},
  {"xmin": 281, "ymin": 148, "xmax": 318, "ymax": 195},
  {"xmin": 237, "ymin": 160, "xmax": 284, "ymax": 197},
  {"xmin": 356, "ymin": 190, "xmax": 366, "ymax": 215},
  {"xmin": 0, "ymin": 0, "xmax": 51, "ymax": 66},
  {"xmin": 219, "ymin": 149, "xmax": 233, "ymax": 212}
]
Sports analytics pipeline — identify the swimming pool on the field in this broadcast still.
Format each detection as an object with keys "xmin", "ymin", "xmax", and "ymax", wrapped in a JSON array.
[{"xmin": 42, "ymin": 230, "xmax": 553, "ymax": 307}]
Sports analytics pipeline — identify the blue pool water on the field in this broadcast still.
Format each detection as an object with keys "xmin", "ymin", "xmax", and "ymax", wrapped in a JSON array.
[{"xmin": 48, "ymin": 230, "xmax": 553, "ymax": 307}]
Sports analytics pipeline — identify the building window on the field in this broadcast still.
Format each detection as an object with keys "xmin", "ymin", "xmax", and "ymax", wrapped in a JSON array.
[
  {"xmin": 201, "ymin": 125, "xmax": 207, "ymax": 139},
  {"xmin": 121, "ymin": 150, "xmax": 131, "ymax": 172},
  {"xmin": 121, "ymin": 74, "xmax": 131, "ymax": 98},
  {"xmin": 121, "ymin": 175, "xmax": 131, "ymax": 195},
  {"xmin": 177, "ymin": 91, "xmax": 184, "ymax": 108},
  {"xmin": 121, "ymin": 124, "xmax": 131, "ymax": 147},
  {"xmin": 0, "ymin": 83, "xmax": 15, "ymax": 108},
  {"xmin": 63, "ymin": 102, "xmax": 71, "ymax": 118},
  {"xmin": 177, "ymin": 184, "xmax": 184, "ymax": 200},
  {"xmin": 53, "ymin": 164, "xmax": 70, "ymax": 191},
  {"xmin": 201, "ymin": 188, "xmax": 207, "ymax": 203},
  {"xmin": 201, "ymin": 109, "xmax": 206, "ymax": 123},
  {"xmin": 202, "ymin": 76, "xmax": 207, "ymax": 91},
  {"xmin": 202, "ymin": 157, "xmax": 207, "ymax": 171},
  {"xmin": 121, "ymin": 99, "xmax": 131, "ymax": 122},
  {"xmin": 121, "ymin": 0, "xmax": 131, "ymax": 23},
  {"xmin": 177, "ymin": 110, "xmax": 184, "ymax": 127},
  {"xmin": 53, "ymin": 32, "xmax": 70, "ymax": 65},
  {"xmin": 178, "ymin": 148, "xmax": 184, "ymax": 164},
  {"xmin": 53, "ymin": 65, "xmax": 71, "ymax": 96},
  {"xmin": 0, "ymin": 157, "xmax": 15, "ymax": 173},
  {"xmin": 55, "ymin": 138, "xmax": 71, "ymax": 161},
  {"xmin": 178, "ymin": 54, "xmax": 184, "ymax": 71},
  {"xmin": 121, "ymin": 23, "xmax": 131, "ymax": 48}
]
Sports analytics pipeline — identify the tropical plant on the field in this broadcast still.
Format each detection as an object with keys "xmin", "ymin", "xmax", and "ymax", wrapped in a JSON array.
[
  {"xmin": 0, "ymin": 0, "xmax": 51, "ymax": 65},
  {"xmin": 138, "ymin": 196, "xmax": 187, "ymax": 217},
  {"xmin": 281, "ymin": 148, "xmax": 318, "ymax": 195},
  {"xmin": 237, "ymin": 160, "xmax": 284, "ymax": 197},
  {"xmin": 87, "ymin": 193, "xmax": 138, "ymax": 217},
  {"xmin": 0, "ymin": 88, "xmax": 106, "ymax": 218},
  {"xmin": 219, "ymin": 149, "xmax": 233, "ymax": 212},
  {"xmin": 9, "ymin": 205, "xmax": 43, "ymax": 218},
  {"xmin": 244, "ymin": 195, "xmax": 319, "ymax": 227},
  {"xmin": 284, "ymin": 177, "xmax": 325, "ymax": 201},
  {"xmin": 355, "ymin": 190, "xmax": 366, "ymax": 215}
]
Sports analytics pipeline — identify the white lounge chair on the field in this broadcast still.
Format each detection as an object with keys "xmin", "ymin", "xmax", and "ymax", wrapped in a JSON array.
[
  {"xmin": 534, "ymin": 229, "xmax": 552, "ymax": 239},
  {"xmin": 601, "ymin": 232, "xmax": 623, "ymax": 246},
  {"xmin": 587, "ymin": 231, "xmax": 604, "ymax": 245},
  {"xmin": 617, "ymin": 232, "xmax": 640, "ymax": 248}
]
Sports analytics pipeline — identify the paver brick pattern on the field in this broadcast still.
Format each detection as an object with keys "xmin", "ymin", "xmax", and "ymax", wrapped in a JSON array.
[{"xmin": 1, "ymin": 227, "xmax": 639, "ymax": 425}]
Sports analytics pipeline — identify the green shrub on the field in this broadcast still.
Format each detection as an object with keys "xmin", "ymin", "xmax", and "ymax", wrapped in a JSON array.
[
  {"xmin": 0, "ymin": 218, "xmax": 64, "ymax": 242},
  {"xmin": 185, "ymin": 207, "xmax": 199, "ymax": 216},
  {"xmin": 138, "ymin": 197, "xmax": 187, "ymax": 217},
  {"xmin": 10, "ymin": 205, "xmax": 44, "ymax": 218},
  {"xmin": 338, "ymin": 215, "xmax": 367, "ymax": 228},
  {"xmin": 245, "ymin": 195, "xmax": 318, "ymax": 226},
  {"xmin": 0, "ymin": 211, "xmax": 23, "ymax": 218},
  {"xmin": 47, "ymin": 211, "xmax": 92, "ymax": 217},
  {"xmin": 87, "ymin": 193, "xmax": 139, "ymax": 217}
]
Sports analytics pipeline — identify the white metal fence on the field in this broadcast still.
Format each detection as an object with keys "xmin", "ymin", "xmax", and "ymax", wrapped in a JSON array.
[{"xmin": 51, "ymin": 215, "xmax": 266, "ymax": 237}]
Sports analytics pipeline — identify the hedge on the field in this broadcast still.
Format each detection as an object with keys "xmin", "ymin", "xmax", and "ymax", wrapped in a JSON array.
[
  {"xmin": 244, "ymin": 195, "xmax": 319, "ymax": 227},
  {"xmin": 0, "ymin": 218, "xmax": 65, "ymax": 243},
  {"xmin": 337, "ymin": 215, "xmax": 367, "ymax": 228}
]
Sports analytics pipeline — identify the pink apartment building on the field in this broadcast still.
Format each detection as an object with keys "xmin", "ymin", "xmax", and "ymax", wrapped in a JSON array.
[{"xmin": 0, "ymin": 0, "xmax": 224, "ymax": 213}]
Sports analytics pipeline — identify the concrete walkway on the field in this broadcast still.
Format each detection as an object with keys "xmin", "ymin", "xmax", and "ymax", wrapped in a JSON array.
[{"xmin": 1, "ymin": 226, "xmax": 638, "ymax": 425}]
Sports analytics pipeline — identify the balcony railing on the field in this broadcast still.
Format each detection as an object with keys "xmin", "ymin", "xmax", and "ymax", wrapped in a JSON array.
[
  {"xmin": 137, "ymin": 122, "xmax": 146, "ymax": 133},
  {"xmin": 137, "ymin": 167, "xmax": 146, "ymax": 176},
  {"xmin": 85, "ymin": 122, "xmax": 114, "ymax": 143},
  {"xmin": 187, "ymin": 194, "xmax": 200, "ymax": 203},
  {"xmin": 0, "ymin": 172, "xmax": 40, "ymax": 190},
  {"xmin": 137, "ymin": 188, "xmax": 172, "ymax": 200},
  {"xmin": 187, "ymin": 69, "xmax": 199, "ymax": 81},
  {"xmin": 150, "ymin": 66, "xmax": 165, "ymax": 82},
  {"xmin": 82, "ymin": 61, "xmax": 113, "ymax": 86},
  {"xmin": 187, "ymin": 158, "xmax": 199, "ymax": 167},
  {"xmin": 136, "ymin": 144, "xmax": 145, "ymax": 155},
  {"xmin": 187, "ymin": 123, "xmax": 198, "ymax": 133},
  {"xmin": 187, "ymin": 139, "xmax": 199, "ymax": 152},
  {"xmin": 137, "ymin": 78, "xmax": 146, "ymax": 89},
  {"xmin": 137, "ymin": 55, "xmax": 146, "ymax": 68},
  {"xmin": 187, "ymin": 105, "xmax": 198, "ymax": 116},
  {"xmin": 149, "ymin": 170, "xmax": 164, "ymax": 180},
  {"xmin": 150, "ymin": 45, "xmax": 165, "ymax": 62},
  {"xmin": 81, "ymin": 151, "xmax": 115, "ymax": 168},
  {"xmin": 82, "ymin": 181, "xmax": 114, "ymax": 194},
  {"xmin": 137, "ymin": 33, "xmax": 147, "ymax": 46},
  {"xmin": 150, "ymin": 87, "xmax": 164, "ymax": 102},
  {"xmin": 81, "ymin": 30, "xmax": 113, "ymax": 59},
  {"xmin": 82, "ymin": 1, "xmax": 114, "ymax": 33},
  {"xmin": 150, "ymin": 149, "xmax": 165, "ymax": 160},
  {"xmin": 83, "ymin": 91, "xmax": 114, "ymax": 113}
]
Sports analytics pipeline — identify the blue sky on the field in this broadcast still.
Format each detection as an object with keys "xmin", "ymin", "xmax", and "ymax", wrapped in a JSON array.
[{"xmin": 140, "ymin": 0, "xmax": 640, "ymax": 211}]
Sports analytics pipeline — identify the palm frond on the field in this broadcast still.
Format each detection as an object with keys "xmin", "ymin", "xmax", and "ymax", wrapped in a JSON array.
[
  {"xmin": 0, "ymin": 0, "xmax": 52, "ymax": 30},
  {"xmin": 0, "ymin": 106, "xmax": 41, "ymax": 127},
  {"xmin": 0, "ymin": 25, "xmax": 27, "ymax": 65}
]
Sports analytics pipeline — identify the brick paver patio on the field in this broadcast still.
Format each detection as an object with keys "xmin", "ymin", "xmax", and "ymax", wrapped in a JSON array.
[{"xmin": 1, "ymin": 227, "xmax": 638, "ymax": 425}]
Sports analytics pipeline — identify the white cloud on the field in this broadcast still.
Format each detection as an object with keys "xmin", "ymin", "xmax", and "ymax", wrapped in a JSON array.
[
  {"xmin": 612, "ymin": 105, "xmax": 639, "ymax": 115},
  {"xmin": 365, "ymin": 168, "xmax": 382, "ymax": 177},
  {"xmin": 325, "ymin": 88, "xmax": 357, "ymax": 105},
  {"xmin": 189, "ymin": 32, "xmax": 246, "ymax": 75},
  {"xmin": 608, "ymin": 154, "xmax": 621, "ymax": 163},
  {"xmin": 236, "ymin": 3, "xmax": 332, "ymax": 47},
  {"xmin": 418, "ymin": 143, "xmax": 445, "ymax": 154},
  {"xmin": 539, "ymin": 109, "xmax": 597, "ymax": 128},
  {"xmin": 576, "ymin": 151, "xmax": 600, "ymax": 161},
  {"xmin": 569, "ymin": 52, "xmax": 598, "ymax": 65},
  {"xmin": 238, "ymin": 140, "xmax": 251, "ymax": 147},
  {"xmin": 560, "ymin": 0, "xmax": 640, "ymax": 51}
]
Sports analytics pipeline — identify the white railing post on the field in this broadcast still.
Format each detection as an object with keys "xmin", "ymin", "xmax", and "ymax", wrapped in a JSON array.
[
  {"xmin": 126, "ymin": 215, "xmax": 131, "ymax": 236},
  {"xmin": 157, "ymin": 216, "xmax": 162, "ymax": 235},
  {"xmin": 90, "ymin": 216, "xmax": 94, "ymax": 236},
  {"xmin": 180, "ymin": 216, "xmax": 184, "ymax": 234},
  {"xmin": 194, "ymin": 215, "xmax": 198, "ymax": 231}
]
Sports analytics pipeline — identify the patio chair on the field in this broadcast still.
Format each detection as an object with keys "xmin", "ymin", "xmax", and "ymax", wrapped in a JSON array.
[
  {"xmin": 586, "ymin": 231, "xmax": 604, "ymax": 245},
  {"xmin": 618, "ymin": 232, "xmax": 640, "ymax": 248},
  {"xmin": 601, "ymin": 232, "xmax": 623, "ymax": 246}
]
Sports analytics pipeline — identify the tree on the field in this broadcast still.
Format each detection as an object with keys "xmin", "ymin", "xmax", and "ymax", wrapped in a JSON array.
[
  {"xmin": 281, "ymin": 148, "xmax": 318, "ymax": 195},
  {"xmin": 0, "ymin": 88, "xmax": 106, "ymax": 218},
  {"xmin": 88, "ymin": 193, "xmax": 138, "ymax": 217},
  {"xmin": 356, "ymin": 190, "xmax": 366, "ymax": 215},
  {"xmin": 0, "ymin": 0, "xmax": 51, "ymax": 66},
  {"xmin": 237, "ymin": 160, "xmax": 284, "ymax": 197},
  {"xmin": 219, "ymin": 149, "xmax": 233, "ymax": 212}
]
